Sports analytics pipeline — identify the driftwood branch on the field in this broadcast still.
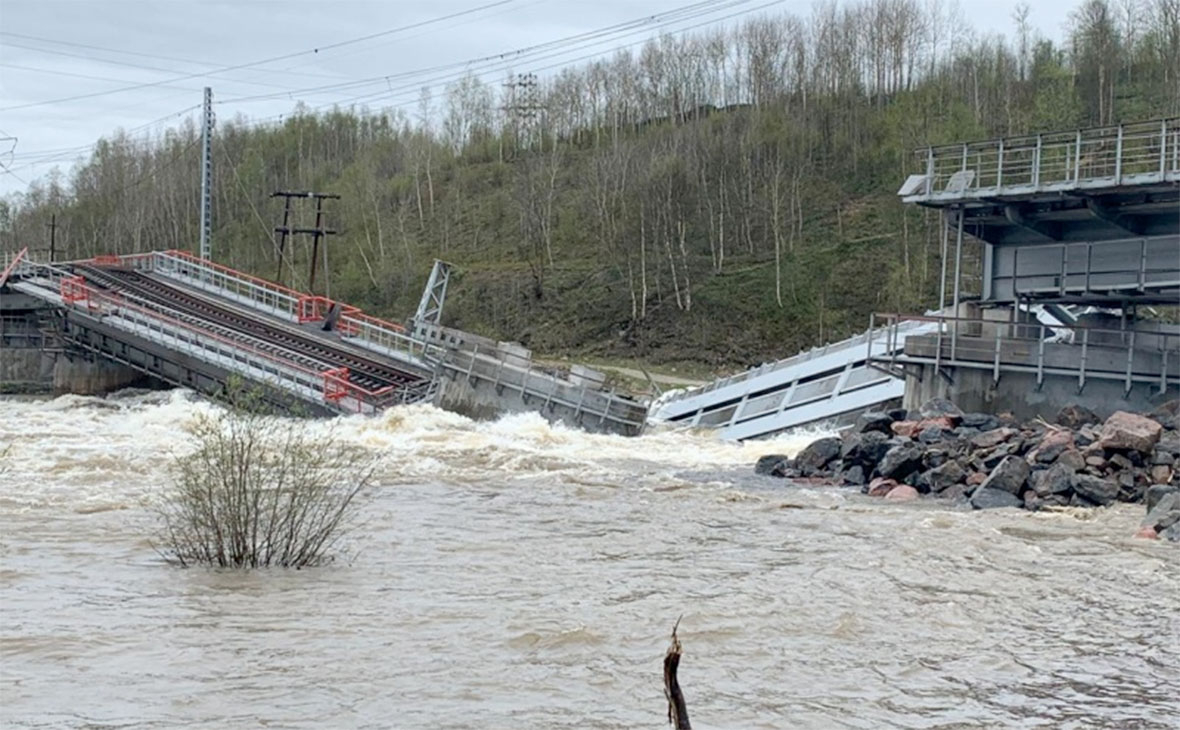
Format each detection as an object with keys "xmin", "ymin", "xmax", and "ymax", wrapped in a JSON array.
[{"xmin": 664, "ymin": 617, "xmax": 692, "ymax": 729}]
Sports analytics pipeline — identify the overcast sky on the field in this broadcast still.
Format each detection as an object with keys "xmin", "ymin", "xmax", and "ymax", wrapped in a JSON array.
[{"xmin": 0, "ymin": 0, "xmax": 1078, "ymax": 197}]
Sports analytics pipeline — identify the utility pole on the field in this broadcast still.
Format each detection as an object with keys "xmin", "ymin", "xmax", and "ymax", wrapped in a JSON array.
[
  {"xmin": 270, "ymin": 191, "xmax": 340, "ymax": 294},
  {"xmin": 46, "ymin": 213, "xmax": 56, "ymax": 262},
  {"xmin": 199, "ymin": 86, "xmax": 214, "ymax": 262},
  {"xmin": 501, "ymin": 72, "xmax": 544, "ymax": 152}
]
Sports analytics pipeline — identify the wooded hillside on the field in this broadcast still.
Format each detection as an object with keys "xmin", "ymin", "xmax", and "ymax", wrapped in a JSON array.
[{"xmin": 4, "ymin": 0, "xmax": 1178, "ymax": 370}]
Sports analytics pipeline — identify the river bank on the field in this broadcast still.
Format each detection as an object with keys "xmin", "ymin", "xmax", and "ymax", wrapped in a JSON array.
[{"xmin": 759, "ymin": 398, "xmax": 1180, "ymax": 541}]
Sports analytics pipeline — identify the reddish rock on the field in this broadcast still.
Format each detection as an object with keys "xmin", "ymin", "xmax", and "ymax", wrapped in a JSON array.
[
  {"xmin": 891, "ymin": 421, "xmax": 918, "ymax": 438},
  {"xmin": 885, "ymin": 484, "xmax": 920, "ymax": 500},
  {"xmin": 966, "ymin": 472, "xmax": 987, "ymax": 486},
  {"xmin": 891, "ymin": 417, "xmax": 956, "ymax": 439},
  {"xmin": 1099, "ymin": 410, "xmax": 1163, "ymax": 454},
  {"xmin": 866, "ymin": 477, "xmax": 898, "ymax": 497},
  {"xmin": 1035, "ymin": 429, "xmax": 1075, "ymax": 463},
  {"xmin": 1150, "ymin": 465, "xmax": 1173, "ymax": 484},
  {"xmin": 1134, "ymin": 525, "xmax": 1159, "ymax": 540},
  {"xmin": 1085, "ymin": 455, "xmax": 1107, "ymax": 468},
  {"xmin": 971, "ymin": 427, "xmax": 1017, "ymax": 450}
]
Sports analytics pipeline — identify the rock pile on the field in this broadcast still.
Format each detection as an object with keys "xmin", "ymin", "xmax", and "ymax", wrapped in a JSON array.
[{"xmin": 756, "ymin": 398, "xmax": 1179, "ymax": 540}]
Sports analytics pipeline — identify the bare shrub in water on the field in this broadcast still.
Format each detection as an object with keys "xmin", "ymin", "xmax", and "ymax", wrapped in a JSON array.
[{"xmin": 157, "ymin": 391, "xmax": 375, "ymax": 568}]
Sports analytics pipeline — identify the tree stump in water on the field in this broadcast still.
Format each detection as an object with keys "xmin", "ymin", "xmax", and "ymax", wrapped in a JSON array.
[{"xmin": 664, "ymin": 619, "xmax": 692, "ymax": 729}]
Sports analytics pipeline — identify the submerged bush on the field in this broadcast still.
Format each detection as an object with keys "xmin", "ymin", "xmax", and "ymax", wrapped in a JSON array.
[{"xmin": 157, "ymin": 391, "xmax": 374, "ymax": 568}]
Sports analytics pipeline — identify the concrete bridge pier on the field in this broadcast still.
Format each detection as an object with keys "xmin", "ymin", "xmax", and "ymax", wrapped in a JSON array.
[{"xmin": 51, "ymin": 353, "xmax": 150, "ymax": 396}]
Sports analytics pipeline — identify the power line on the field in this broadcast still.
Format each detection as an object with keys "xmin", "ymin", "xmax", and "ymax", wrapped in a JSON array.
[{"xmin": 0, "ymin": 0, "xmax": 521, "ymax": 113}]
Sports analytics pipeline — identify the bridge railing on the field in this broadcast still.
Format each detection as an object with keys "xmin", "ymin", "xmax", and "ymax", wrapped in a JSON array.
[
  {"xmin": 906, "ymin": 117, "xmax": 1179, "ymax": 201},
  {"xmin": 869, "ymin": 312, "xmax": 1177, "ymax": 395}
]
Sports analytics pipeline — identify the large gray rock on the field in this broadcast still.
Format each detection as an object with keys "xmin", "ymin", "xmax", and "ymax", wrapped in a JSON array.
[
  {"xmin": 1141, "ymin": 491, "xmax": 1180, "ymax": 532},
  {"xmin": 1056, "ymin": 449, "xmax": 1086, "ymax": 473},
  {"xmin": 921, "ymin": 460, "xmax": 965, "ymax": 493},
  {"xmin": 1056, "ymin": 404, "xmax": 1100, "ymax": 430},
  {"xmin": 1148, "ymin": 399, "xmax": 1178, "ymax": 429},
  {"xmin": 855, "ymin": 410, "xmax": 895, "ymax": 435},
  {"xmin": 876, "ymin": 443, "xmax": 925, "ymax": 481},
  {"xmin": 841, "ymin": 430, "xmax": 892, "ymax": 470},
  {"xmin": 1099, "ymin": 411, "xmax": 1163, "ymax": 454},
  {"xmin": 1146, "ymin": 484, "xmax": 1180, "ymax": 512},
  {"xmin": 842, "ymin": 465, "xmax": 866, "ymax": 486},
  {"xmin": 1159, "ymin": 430, "xmax": 1180, "ymax": 457},
  {"xmin": 961, "ymin": 412, "xmax": 1000, "ymax": 431},
  {"xmin": 1031, "ymin": 462, "xmax": 1074, "ymax": 497},
  {"xmin": 918, "ymin": 398, "xmax": 963, "ymax": 424},
  {"xmin": 755, "ymin": 454, "xmax": 791, "ymax": 477},
  {"xmin": 795, "ymin": 437, "xmax": 842, "ymax": 476},
  {"xmin": 970, "ymin": 486, "xmax": 1023, "ymax": 510},
  {"xmin": 980, "ymin": 456, "xmax": 1030, "ymax": 495},
  {"xmin": 1071, "ymin": 474, "xmax": 1119, "ymax": 506}
]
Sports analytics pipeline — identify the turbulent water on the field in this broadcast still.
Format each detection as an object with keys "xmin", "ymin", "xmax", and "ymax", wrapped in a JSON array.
[{"xmin": 1, "ymin": 391, "xmax": 1177, "ymax": 729}]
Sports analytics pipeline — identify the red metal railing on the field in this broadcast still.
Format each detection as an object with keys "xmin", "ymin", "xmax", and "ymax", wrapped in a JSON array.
[{"xmin": 61, "ymin": 275, "xmax": 88, "ymax": 304}]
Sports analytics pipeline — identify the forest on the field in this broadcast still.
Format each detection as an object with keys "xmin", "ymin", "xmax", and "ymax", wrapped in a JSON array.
[{"xmin": 3, "ymin": 0, "xmax": 1178, "ymax": 370}]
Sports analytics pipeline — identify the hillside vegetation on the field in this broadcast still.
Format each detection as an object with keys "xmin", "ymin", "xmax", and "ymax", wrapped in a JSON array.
[{"xmin": 3, "ymin": 0, "xmax": 1178, "ymax": 372}]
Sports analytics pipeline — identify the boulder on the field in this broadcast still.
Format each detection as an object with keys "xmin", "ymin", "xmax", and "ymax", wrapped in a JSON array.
[
  {"xmin": 970, "ymin": 486, "xmax": 1023, "ymax": 510},
  {"xmin": 1023, "ymin": 492, "xmax": 1046, "ymax": 511},
  {"xmin": 1031, "ymin": 462, "xmax": 1074, "ymax": 497},
  {"xmin": 1159, "ymin": 430, "xmax": 1180, "ymax": 457},
  {"xmin": 922, "ymin": 460, "xmax": 965, "ymax": 493},
  {"xmin": 1055, "ymin": 404, "xmax": 1100, "ymax": 430},
  {"xmin": 1148, "ymin": 399, "xmax": 1179, "ymax": 429},
  {"xmin": 971, "ymin": 427, "xmax": 1017, "ymax": 450},
  {"xmin": 1140, "ymin": 491, "xmax": 1180, "ymax": 533},
  {"xmin": 1085, "ymin": 454, "xmax": 1107, "ymax": 468},
  {"xmin": 885, "ymin": 484, "xmax": 920, "ymax": 501},
  {"xmin": 918, "ymin": 397, "xmax": 963, "ymax": 424},
  {"xmin": 796, "ymin": 436, "xmax": 842, "ymax": 476},
  {"xmin": 1071, "ymin": 474, "xmax": 1118, "ymax": 506},
  {"xmin": 876, "ymin": 443, "xmax": 925, "ymax": 481},
  {"xmin": 1109, "ymin": 453, "xmax": 1134, "ymax": 472},
  {"xmin": 887, "ymin": 407, "xmax": 909, "ymax": 422},
  {"xmin": 980, "ymin": 455, "xmax": 1030, "ymax": 495},
  {"xmin": 1150, "ymin": 465, "xmax": 1173, "ymax": 485},
  {"xmin": 842, "ymin": 465, "xmax": 866, "ymax": 486},
  {"xmin": 940, "ymin": 483, "xmax": 970, "ymax": 501},
  {"xmin": 1152, "ymin": 450, "xmax": 1176, "ymax": 466},
  {"xmin": 855, "ymin": 410, "xmax": 895, "ymax": 435},
  {"xmin": 1146, "ymin": 484, "xmax": 1180, "ymax": 512},
  {"xmin": 755, "ymin": 454, "xmax": 791, "ymax": 477},
  {"xmin": 921, "ymin": 448, "xmax": 949, "ymax": 470},
  {"xmin": 961, "ymin": 412, "xmax": 1000, "ymax": 431},
  {"xmin": 1034, "ymin": 429, "xmax": 1075, "ymax": 463},
  {"xmin": 1099, "ymin": 411, "xmax": 1162, "ymax": 454},
  {"xmin": 841, "ymin": 430, "xmax": 892, "ymax": 470},
  {"xmin": 1056, "ymin": 449, "xmax": 1086, "ymax": 473},
  {"xmin": 918, "ymin": 425, "xmax": 951, "ymax": 444},
  {"xmin": 966, "ymin": 471, "xmax": 987, "ymax": 486},
  {"xmin": 865, "ymin": 477, "xmax": 898, "ymax": 497}
]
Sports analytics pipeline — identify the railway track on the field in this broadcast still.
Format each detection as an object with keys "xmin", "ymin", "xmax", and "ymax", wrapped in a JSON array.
[{"xmin": 74, "ymin": 265, "xmax": 423, "ymax": 393}]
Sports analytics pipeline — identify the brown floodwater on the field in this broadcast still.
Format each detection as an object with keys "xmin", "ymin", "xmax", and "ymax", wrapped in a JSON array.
[{"xmin": 1, "ymin": 390, "xmax": 1177, "ymax": 729}]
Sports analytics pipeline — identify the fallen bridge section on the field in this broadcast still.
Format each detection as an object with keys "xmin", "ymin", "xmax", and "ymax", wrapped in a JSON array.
[{"xmin": 5, "ymin": 252, "xmax": 442, "ymax": 416}]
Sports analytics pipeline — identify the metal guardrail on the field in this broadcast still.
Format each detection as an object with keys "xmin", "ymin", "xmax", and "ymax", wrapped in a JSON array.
[
  {"xmin": 442, "ymin": 344, "xmax": 647, "ymax": 429},
  {"xmin": 906, "ymin": 118, "xmax": 1180, "ymax": 201},
  {"xmin": 1008, "ymin": 237, "xmax": 1180, "ymax": 299},
  {"xmin": 869, "ymin": 312, "xmax": 1177, "ymax": 395}
]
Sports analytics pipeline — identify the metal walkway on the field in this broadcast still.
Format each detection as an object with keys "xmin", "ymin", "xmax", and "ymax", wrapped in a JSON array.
[
  {"xmin": 647, "ymin": 319, "xmax": 938, "ymax": 440},
  {"xmin": 3, "ymin": 250, "xmax": 442, "ymax": 415}
]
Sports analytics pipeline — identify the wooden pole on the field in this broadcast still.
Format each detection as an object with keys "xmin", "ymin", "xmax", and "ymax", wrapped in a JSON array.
[{"xmin": 664, "ymin": 618, "xmax": 692, "ymax": 730}]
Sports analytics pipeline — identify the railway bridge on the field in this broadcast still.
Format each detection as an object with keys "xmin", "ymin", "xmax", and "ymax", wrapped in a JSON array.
[{"xmin": 1, "ymin": 249, "xmax": 648, "ymax": 433}]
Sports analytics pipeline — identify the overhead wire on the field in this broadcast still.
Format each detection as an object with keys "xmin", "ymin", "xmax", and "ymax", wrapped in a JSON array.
[{"xmin": 0, "ymin": 0, "xmax": 522, "ymax": 112}]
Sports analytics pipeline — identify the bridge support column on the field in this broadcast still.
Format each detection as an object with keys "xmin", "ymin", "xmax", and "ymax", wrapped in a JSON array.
[{"xmin": 52, "ymin": 355, "xmax": 148, "ymax": 397}]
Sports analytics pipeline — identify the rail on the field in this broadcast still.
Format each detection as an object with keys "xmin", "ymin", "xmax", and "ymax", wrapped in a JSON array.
[
  {"xmin": 906, "ymin": 118, "xmax": 1180, "ymax": 201},
  {"xmin": 868, "ymin": 312, "xmax": 1177, "ymax": 395}
]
